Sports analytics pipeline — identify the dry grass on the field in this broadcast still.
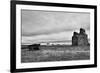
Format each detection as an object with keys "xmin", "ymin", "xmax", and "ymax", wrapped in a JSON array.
[{"xmin": 21, "ymin": 45, "xmax": 90, "ymax": 63}]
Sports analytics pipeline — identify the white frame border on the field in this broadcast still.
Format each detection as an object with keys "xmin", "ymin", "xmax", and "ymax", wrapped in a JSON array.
[{"xmin": 16, "ymin": 4, "xmax": 94, "ymax": 69}]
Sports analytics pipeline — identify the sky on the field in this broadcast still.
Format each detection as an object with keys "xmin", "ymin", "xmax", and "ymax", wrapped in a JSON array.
[{"xmin": 21, "ymin": 10, "xmax": 90, "ymax": 45}]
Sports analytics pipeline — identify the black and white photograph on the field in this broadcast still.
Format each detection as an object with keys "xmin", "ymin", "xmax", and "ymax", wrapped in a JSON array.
[
  {"xmin": 21, "ymin": 10, "xmax": 90, "ymax": 63},
  {"xmin": 11, "ymin": 1, "xmax": 97, "ymax": 72}
]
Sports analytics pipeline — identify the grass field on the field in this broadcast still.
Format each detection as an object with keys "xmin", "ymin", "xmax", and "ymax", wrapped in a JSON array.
[{"xmin": 21, "ymin": 45, "xmax": 90, "ymax": 63}]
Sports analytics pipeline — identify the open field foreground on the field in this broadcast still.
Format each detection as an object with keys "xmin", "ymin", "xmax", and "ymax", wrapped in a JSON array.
[{"xmin": 21, "ymin": 45, "xmax": 90, "ymax": 63}]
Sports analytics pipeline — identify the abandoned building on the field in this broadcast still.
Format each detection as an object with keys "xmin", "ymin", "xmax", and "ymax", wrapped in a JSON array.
[
  {"xmin": 28, "ymin": 44, "xmax": 40, "ymax": 51},
  {"xmin": 72, "ymin": 28, "xmax": 89, "ymax": 46}
]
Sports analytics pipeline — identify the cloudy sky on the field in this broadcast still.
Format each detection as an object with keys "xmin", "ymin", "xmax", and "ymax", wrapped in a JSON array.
[{"xmin": 21, "ymin": 10, "xmax": 90, "ymax": 45}]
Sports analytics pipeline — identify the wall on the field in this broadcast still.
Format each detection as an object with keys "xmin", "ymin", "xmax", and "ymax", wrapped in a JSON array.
[{"xmin": 0, "ymin": 0, "xmax": 99, "ymax": 73}]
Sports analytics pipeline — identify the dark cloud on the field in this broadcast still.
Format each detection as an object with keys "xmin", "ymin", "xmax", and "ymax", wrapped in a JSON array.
[
  {"xmin": 22, "ymin": 27, "xmax": 89, "ymax": 37},
  {"xmin": 21, "ymin": 10, "xmax": 90, "ymax": 44}
]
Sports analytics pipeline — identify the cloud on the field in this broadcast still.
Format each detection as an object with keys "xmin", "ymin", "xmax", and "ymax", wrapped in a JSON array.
[
  {"xmin": 22, "ymin": 30, "xmax": 90, "ymax": 45},
  {"xmin": 22, "ymin": 31, "xmax": 73, "ymax": 44},
  {"xmin": 21, "ymin": 10, "xmax": 90, "ymax": 44}
]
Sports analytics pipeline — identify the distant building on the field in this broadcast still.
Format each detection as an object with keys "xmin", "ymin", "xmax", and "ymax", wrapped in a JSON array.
[
  {"xmin": 72, "ymin": 28, "xmax": 89, "ymax": 46},
  {"xmin": 28, "ymin": 44, "xmax": 40, "ymax": 50}
]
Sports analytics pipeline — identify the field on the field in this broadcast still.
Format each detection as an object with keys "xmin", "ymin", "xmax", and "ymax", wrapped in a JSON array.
[{"xmin": 21, "ymin": 45, "xmax": 90, "ymax": 63}]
